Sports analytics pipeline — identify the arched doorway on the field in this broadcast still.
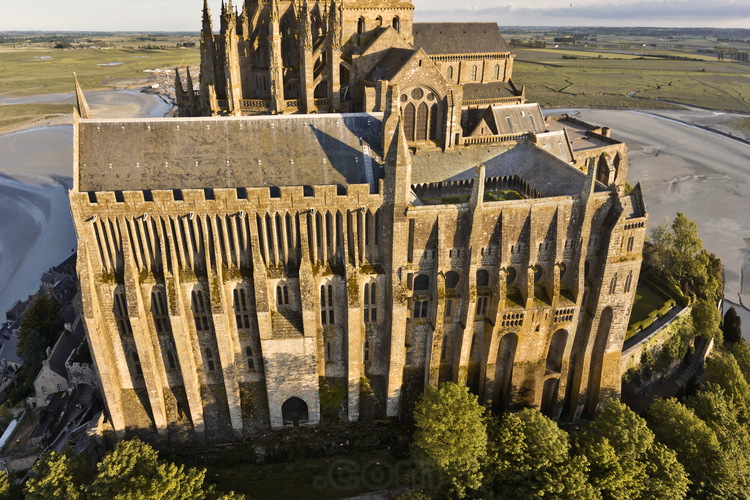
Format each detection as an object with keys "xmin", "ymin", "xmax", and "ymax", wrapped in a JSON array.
[
  {"xmin": 596, "ymin": 155, "xmax": 610, "ymax": 185},
  {"xmin": 585, "ymin": 307, "xmax": 613, "ymax": 417},
  {"xmin": 282, "ymin": 397, "xmax": 309, "ymax": 427}
]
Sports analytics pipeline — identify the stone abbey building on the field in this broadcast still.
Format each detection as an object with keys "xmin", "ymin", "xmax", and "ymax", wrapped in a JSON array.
[{"xmin": 70, "ymin": 0, "xmax": 648, "ymax": 443}]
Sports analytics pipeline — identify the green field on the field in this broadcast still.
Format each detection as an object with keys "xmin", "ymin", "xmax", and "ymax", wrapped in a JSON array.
[
  {"xmin": 0, "ymin": 45, "xmax": 200, "ymax": 95},
  {"xmin": 0, "ymin": 102, "xmax": 71, "ymax": 128},
  {"xmin": 513, "ymin": 51, "xmax": 750, "ymax": 111}
]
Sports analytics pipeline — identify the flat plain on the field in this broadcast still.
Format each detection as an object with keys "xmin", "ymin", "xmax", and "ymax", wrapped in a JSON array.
[{"xmin": 510, "ymin": 33, "xmax": 750, "ymax": 112}]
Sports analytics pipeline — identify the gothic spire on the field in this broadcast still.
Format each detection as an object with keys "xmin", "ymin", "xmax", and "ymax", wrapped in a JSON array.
[{"xmin": 202, "ymin": 0, "xmax": 213, "ymax": 32}]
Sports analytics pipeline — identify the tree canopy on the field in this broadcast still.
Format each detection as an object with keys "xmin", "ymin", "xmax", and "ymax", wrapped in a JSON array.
[
  {"xmin": 88, "ymin": 439, "xmax": 205, "ymax": 500},
  {"xmin": 17, "ymin": 295, "xmax": 61, "ymax": 357},
  {"xmin": 724, "ymin": 307, "xmax": 743, "ymax": 344},
  {"xmin": 25, "ymin": 448, "xmax": 91, "ymax": 500},
  {"xmin": 411, "ymin": 381, "xmax": 487, "ymax": 498}
]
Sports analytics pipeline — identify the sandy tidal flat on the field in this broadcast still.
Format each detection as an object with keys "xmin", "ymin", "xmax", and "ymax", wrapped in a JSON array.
[{"xmin": 0, "ymin": 90, "xmax": 168, "ymax": 316}]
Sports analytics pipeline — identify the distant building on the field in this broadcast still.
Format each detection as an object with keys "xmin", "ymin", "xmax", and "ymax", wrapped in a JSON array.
[{"xmin": 70, "ymin": 0, "xmax": 647, "ymax": 444}]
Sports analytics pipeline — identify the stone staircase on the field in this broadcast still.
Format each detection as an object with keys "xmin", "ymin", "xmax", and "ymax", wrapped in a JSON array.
[{"xmin": 675, "ymin": 336, "xmax": 714, "ymax": 388}]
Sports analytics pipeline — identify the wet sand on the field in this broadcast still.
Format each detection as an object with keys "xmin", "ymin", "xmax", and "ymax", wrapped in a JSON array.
[{"xmin": 0, "ymin": 90, "xmax": 169, "ymax": 315}]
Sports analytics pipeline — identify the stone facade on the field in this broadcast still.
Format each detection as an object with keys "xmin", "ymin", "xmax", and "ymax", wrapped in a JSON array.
[{"xmin": 69, "ymin": 2, "xmax": 648, "ymax": 445}]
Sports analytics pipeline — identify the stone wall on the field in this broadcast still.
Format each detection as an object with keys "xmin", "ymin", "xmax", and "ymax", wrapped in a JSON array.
[{"xmin": 621, "ymin": 306, "xmax": 692, "ymax": 376}]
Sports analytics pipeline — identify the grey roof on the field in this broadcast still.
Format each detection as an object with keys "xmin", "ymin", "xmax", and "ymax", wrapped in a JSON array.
[
  {"xmin": 413, "ymin": 23, "xmax": 510, "ymax": 55},
  {"xmin": 462, "ymin": 82, "xmax": 519, "ymax": 101},
  {"xmin": 410, "ymin": 142, "xmax": 606, "ymax": 198},
  {"xmin": 535, "ymin": 131, "xmax": 574, "ymax": 163},
  {"xmin": 545, "ymin": 118, "xmax": 612, "ymax": 151},
  {"xmin": 492, "ymin": 104, "xmax": 546, "ymax": 135},
  {"xmin": 366, "ymin": 48, "xmax": 416, "ymax": 82},
  {"xmin": 48, "ymin": 331, "xmax": 81, "ymax": 378},
  {"xmin": 77, "ymin": 113, "xmax": 385, "ymax": 192}
]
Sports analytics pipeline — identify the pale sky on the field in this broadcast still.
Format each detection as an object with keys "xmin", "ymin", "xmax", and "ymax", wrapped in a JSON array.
[{"xmin": 1, "ymin": 0, "xmax": 749, "ymax": 31}]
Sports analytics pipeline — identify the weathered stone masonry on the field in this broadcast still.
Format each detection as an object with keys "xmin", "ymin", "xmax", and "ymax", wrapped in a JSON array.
[{"xmin": 70, "ymin": 0, "xmax": 648, "ymax": 444}]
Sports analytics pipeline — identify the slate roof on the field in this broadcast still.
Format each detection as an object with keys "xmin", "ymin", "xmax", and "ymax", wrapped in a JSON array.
[
  {"xmin": 0, "ymin": 334, "xmax": 22, "ymax": 367},
  {"xmin": 412, "ymin": 23, "xmax": 511, "ymax": 55},
  {"xmin": 366, "ymin": 48, "xmax": 416, "ymax": 82},
  {"xmin": 545, "ymin": 118, "xmax": 612, "ymax": 151},
  {"xmin": 48, "ymin": 331, "xmax": 81, "ymax": 378},
  {"xmin": 462, "ymin": 81, "xmax": 520, "ymax": 101},
  {"xmin": 410, "ymin": 142, "xmax": 607, "ymax": 198},
  {"xmin": 77, "ymin": 113, "xmax": 385, "ymax": 192}
]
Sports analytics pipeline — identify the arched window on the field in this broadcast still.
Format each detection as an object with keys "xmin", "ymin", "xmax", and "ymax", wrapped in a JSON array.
[
  {"xmin": 445, "ymin": 271, "xmax": 460, "ymax": 289},
  {"xmin": 414, "ymin": 274, "xmax": 429, "ymax": 291},
  {"xmin": 584, "ymin": 260, "xmax": 590, "ymax": 278},
  {"xmin": 132, "ymin": 352, "xmax": 142, "ymax": 376},
  {"xmin": 276, "ymin": 283, "xmax": 289, "ymax": 307},
  {"xmin": 494, "ymin": 63, "xmax": 501, "ymax": 80},
  {"xmin": 447, "ymin": 66, "xmax": 454, "ymax": 81},
  {"xmin": 429, "ymin": 103, "xmax": 439, "ymax": 141},
  {"xmin": 534, "ymin": 265, "xmax": 544, "ymax": 283},
  {"xmin": 191, "ymin": 290, "xmax": 209, "ymax": 332},
  {"xmin": 413, "ymin": 299, "xmax": 429, "ymax": 319},
  {"xmin": 506, "ymin": 267, "xmax": 517, "ymax": 285},
  {"xmin": 320, "ymin": 283, "xmax": 334, "ymax": 325},
  {"xmin": 476, "ymin": 269, "xmax": 490, "ymax": 287},
  {"xmin": 246, "ymin": 346, "xmax": 255, "ymax": 371},
  {"xmin": 234, "ymin": 288, "xmax": 251, "ymax": 330},
  {"xmin": 494, "ymin": 333, "xmax": 518, "ymax": 412},
  {"xmin": 416, "ymin": 102, "xmax": 429, "ymax": 141},
  {"xmin": 376, "ymin": 16, "xmax": 383, "ymax": 26},
  {"xmin": 609, "ymin": 273, "xmax": 618, "ymax": 295},
  {"xmin": 325, "ymin": 342, "xmax": 333, "ymax": 362},
  {"xmin": 392, "ymin": 16, "xmax": 400, "ymax": 32},
  {"xmin": 624, "ymin": 271, "xmax": 633, "ymax": 294},
  {"xmin": 364, "ymin": 282, "xmax": 377, "ymax": 323},
  {"xmin": 114, "ymin": 291, "xmax": 133, "ymax": 336},
  {"xmin": 363, "ymin": 340, "xmax": 371, "ymax": 363},
  {"xmin": 475, "ymin": 296, "xmax": 490, "ymax": 316},
  {"xmin": 151, "ymin": 290, "xmax": 170, "ymax": 335},
  {"xmin": 205, "ymin": 348, "xmax": 215, "ymax": 372},
  {"xmin": 586, "ymin": 307, "xmax": 613, "ymax": 416},
  {"xmin": 404, "ymin": 103, "xmax": 416, "ymax": 141},
  {"xmin": 281, "ymin": 19, "xmax": 293, "ymax": 67},
  {"xmin": 357, "ymin": 17, "xmax": 365, "ymax": 35},
  {"xmin": 471, "ymin": 65, "xmax": 478, "ymax": 81}
]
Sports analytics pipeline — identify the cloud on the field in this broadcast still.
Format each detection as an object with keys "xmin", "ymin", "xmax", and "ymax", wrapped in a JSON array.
[{"xmin": 416, "ymin": 0, "xmax": 750, "ymax": 24}]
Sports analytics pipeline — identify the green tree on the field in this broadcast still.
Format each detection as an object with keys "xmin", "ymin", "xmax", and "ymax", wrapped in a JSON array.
[
  {"xmin": 723, "ymin": 307, "xmax": 743, "ymax": 344},
  {"xmin": 411, "ymin": 382, "xmax": 487, "ymax": 498},
  {"xmin": 670, "ymin": 212, "xmax": 703, "ymax": 289},
  {"xmin": 24, "ymin": 448, "xmax": 91, "ymax": 500},
  {"xmin": 0, "ymin": 471, "xmax": 9, "ymax": 498},
  {"xmin": 17, "ymin": 295, "xmax": 61, "ymax": 356},
  {"xmin": 487, "ymin": 409, "xmax": 598, "ymax": 500},
  {"xmin": 705, "ymin": 354, "xmax": 750, "ymax": 403},
  {"xmin": 87, "ymin": 439, "xmax": 205, "ymax": 500},
  {"xmin": 22, "ymin": 329, "xmax": 51, "ymax": 387},
  {"xmin": 686, "ymin": 387, "xmax": 750, "ymax": 497},
  {"xmin": 692, "ymin": 298, "xmax": 722, "ymax": 344},
  {"xmin": 641, "ymin": 442, "xmax": 690, "ymax": 500},
  {"xmin": 732, "ymin": 341, "xmax": 750, "ymax": 381},
  {"xmin": 647, "ymin": 398, "xmax": 732, "ymax": 499},
  {"xmin": 647, "ymin": 216, "xmax": 673, "ymax": 272}
]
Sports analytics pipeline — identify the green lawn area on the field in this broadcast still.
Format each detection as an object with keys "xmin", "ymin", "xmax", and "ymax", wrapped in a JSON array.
[
  {"xmin": 170, "ymin": 448, "xmax": 416, "ymax": 500},
  {"xmin": 0, "ymin": 45, "xmax": 200, "ymax": 95},
  {"xmin": 512, "ymin": 55, "xmax": 750, "ymax": 112},
  {"xmin": 628, "ymin": 283, "xmax": 670, "ymax": 328}
]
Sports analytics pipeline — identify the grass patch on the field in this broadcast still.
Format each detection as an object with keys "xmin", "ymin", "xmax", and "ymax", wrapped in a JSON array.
[
  {"xmin": 629, "ymin": 283, "xmax": 669, "ymax": 326},
  {"xmin": 0, "ymin": 45, "xmax": 199, "ymax": 95},
  {"xmin": 0, "ymin": 103, "xmax": 71, "ymax": 129},
  {"xmin": 512, "ymin": 55, "xmax": 750, "ymax": 112},
  {"xmin": 484, "ymin": 189, "xmax": 524, "ymax": 202}
]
